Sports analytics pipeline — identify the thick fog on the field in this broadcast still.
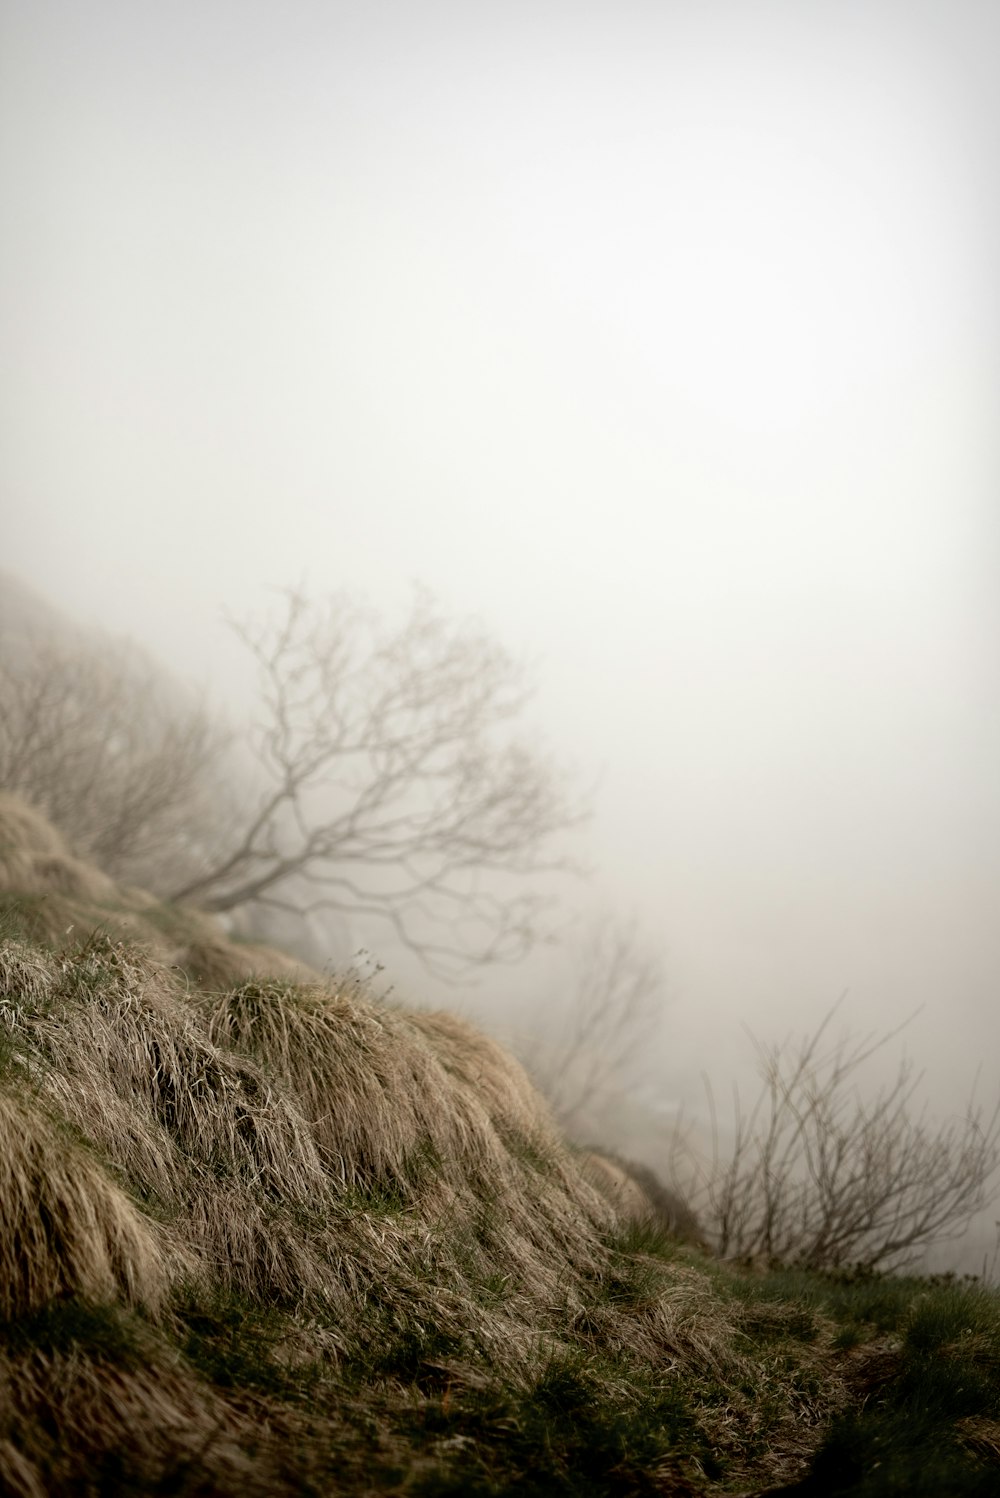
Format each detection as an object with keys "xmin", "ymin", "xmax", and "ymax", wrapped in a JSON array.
[{"xmin": 3, "ymin": 1, "xmax": 999, "ymax": 1268}]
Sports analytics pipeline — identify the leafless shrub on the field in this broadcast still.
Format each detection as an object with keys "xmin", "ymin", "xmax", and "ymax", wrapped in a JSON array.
[
  {"xmin": 0, "ymin": 628, "xmax": 234, "ymax": 893},
  {"xmin": 530, "ymin": 912, "xmax": 665, "ymax": 1135},
  {"xmin": 678, "ymin": 1003, "xmax": 1000, "ymax": 1271}
]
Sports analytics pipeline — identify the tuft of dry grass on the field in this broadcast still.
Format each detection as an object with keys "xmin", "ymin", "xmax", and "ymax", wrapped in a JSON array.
[
  {"xmin": 580, "ymin": 1148, "xmax": 708, "ymax": 1248},
  {"xmin": 0, "ymin": 1090, "xmax": 166, "ymax": 1317},
  {"xmin": 17, "ymin": 936, "xmax": 340, "ymax": 1304},
  {"xmin": 205, "ymin": 975, "xmax": 622, "ymax": 1342},
  {"xmin": 406, "ymin": 1006, "xmax": 555, "ymax": 1140},
  {"xmin": 207, "ymin": 977, "xmax": 486, "ymax": 1189},
  {"xmin": 0, "ymin": 794, "xmax": 72, "ymax": 862},
  {"xmin": 0, "ymin": 1308, "xmax": 274, "ymax": 1497},
  {"xmin": 579, "ymin": 1149, "xmax": 659, "ymax": 1224}
]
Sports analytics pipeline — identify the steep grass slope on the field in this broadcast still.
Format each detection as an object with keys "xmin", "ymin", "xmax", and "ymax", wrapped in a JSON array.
[
  {"xmin": 5, "ymin": 793, "xmax": 996, "ymax": 1495},
  {"xmin": 0, "ymin": 792, "xmax": 316, "ymax": 989}
]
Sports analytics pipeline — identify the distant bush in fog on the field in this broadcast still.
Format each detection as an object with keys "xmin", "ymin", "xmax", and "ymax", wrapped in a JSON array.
[
  {"xmin": 528, "ymin": 911, "xmax": 665, "ymax": 1134},
  {"xmin": 0, "ymin": 624, "xmax": 235, "ymax": 895},
  {"xmin": 676, "ymin": 1003, "xmax": 1000, "ymax": 1273}
]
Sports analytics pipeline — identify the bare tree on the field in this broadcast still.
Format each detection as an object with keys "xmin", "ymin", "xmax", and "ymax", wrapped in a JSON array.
[
  {"xmin": 0, "ymin": 629, "xmax": 234, "ymax": 892},
  {"xmin": 531, "ymin": 913, "xmax": 665, "ymax": 1134},
  {"xmin": 675, "ymin": 1003, "xmax": 1000, "ymax": 1272},
  {"xmin": 168, "ymin": 588, "xmax": 587, "ymax": 976}
]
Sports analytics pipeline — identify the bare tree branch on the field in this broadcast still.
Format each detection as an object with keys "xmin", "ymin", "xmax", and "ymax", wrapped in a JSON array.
[{"xmin": 167, "ymin": 587, "xmax": 588, "ymax": 976}]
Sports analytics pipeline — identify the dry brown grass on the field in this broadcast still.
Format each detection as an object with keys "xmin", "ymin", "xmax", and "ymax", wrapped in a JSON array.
[
  {"xmin": 206, "ymin": 977, "xmax": 488, "ymax": 1188},
  {"xmin": 407, "ymin": 1006, "xmax": 555, "ymax": 1139},
  {"xmin": 0, "ymin": 793, "xmax": 849, "ymax": 1493},
  {"xmin": 0, "ymin": 792, "xmax": 120, "ymax": 905},
  {"xmin": 0, "ymin": 791, "xmax": 318, "ymax": 995},
  {"xmin": 0, "ymin": 1090, "xmax": 166, "ymax": 1317},
  {"xmin": 0, "ymin": 1317, "xmax": 272, "ymax": 1497},
  {"xmin": 0, "ymin": 793, "xmax": 72, "ymax": 862},
  {"xmin": 178, "ymin": 931, "xmax": 316, "ymax": 991},
  {"xmin": 579, "ymin": 1149, "xmax": 659, "ymax": 1223},
  {"xmin": 204, "ymin": 976, "xmax": 622, "ymax": 1341},
  {"xmin": 580, "ymin": 1148, "xmax": 708, "ymax": 1248},
  {"xmin": 0, "ymin": 938, "xmax": 52, "ymax": 1019},
  {"xmin": 15, "ymin": 936, "xmax": 341, "ymax": 1304}
]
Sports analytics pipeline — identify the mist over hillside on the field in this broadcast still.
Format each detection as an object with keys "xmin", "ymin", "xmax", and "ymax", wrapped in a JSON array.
[
  {"xmin": 3, "ymin": 569, "xmax": 997, "ymax": 1287},
  {"xmin": 4, "ymin": 0, "xmax": 999, "ymax": 1286}
]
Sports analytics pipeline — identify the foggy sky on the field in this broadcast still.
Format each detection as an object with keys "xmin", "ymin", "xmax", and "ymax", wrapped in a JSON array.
[{"xmin": 3, "ymin": 0, "xmax": 999, "ymax": 1184}]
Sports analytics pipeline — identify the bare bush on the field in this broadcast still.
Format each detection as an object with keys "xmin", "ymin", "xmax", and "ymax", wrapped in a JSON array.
[
  {"xmin": 169, "ymin": 588, "xmax": 587, "ymax": 976},
  {"xmin": 531, "ymin": 912, "xmax": 665, "ymax": 1134},
  {"xmin": 0, "ymin": 628, "xmax": 234, "ymax": 893},
  {"xmin": 677, "ymin": 1004, "xmax": 1000, "ymax": 1272}
]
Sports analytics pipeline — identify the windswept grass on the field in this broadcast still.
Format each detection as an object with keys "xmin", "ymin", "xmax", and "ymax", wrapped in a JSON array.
[
  {"xmin": 0, "ymin": 1298, "xmax": 269, "ymax": 1497},
  {"xmin": 2, "ymin": 792, "xmax": 999, "ymax": 1494},
  {"xmin": 204, "ymin": 975, "xmax": 624, "ymax": 1332},
  {"xmin": 0, "ymin": 1090, "xmax": 167, "ymax": 1317}
]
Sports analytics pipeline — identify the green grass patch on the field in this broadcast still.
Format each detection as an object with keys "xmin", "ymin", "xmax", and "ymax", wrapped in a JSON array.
[
  {"xmin": 391, "ymin": 1352, "xmax": 718, "ymax": 1497},
  {"xmin": 176, "ymin": 1286, "xmax": 329, "ymax": 1404},
  {"xmin": 586, "ymin": 1251, "xmax": 669, "ymax": 1312},
  {"xmin": 496, "ymin": 1125, "xmax": 559, "ymax": 1174},
  {"xmin": 724, "ymin": 1262, "xmax": 938, "ymax": 1335},
  {"xmin": 606, "ymin": 1215, "xmax": 685, "ymax": 1262},
  {"xmin": 788, "ymin": 1274, "xmax": 1000, "ymax": 1496}
]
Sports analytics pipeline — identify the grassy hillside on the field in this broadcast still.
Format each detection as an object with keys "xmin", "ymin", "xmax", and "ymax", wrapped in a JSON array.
[{"xmin": 1, "ymin": 793, "xmax": 999, "ymax": 1496}]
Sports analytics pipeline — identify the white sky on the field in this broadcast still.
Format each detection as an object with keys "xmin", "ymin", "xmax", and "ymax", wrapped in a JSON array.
[{"xmin": 3, "ymin": 1, "xmax": 999, "ymax": 1128}]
